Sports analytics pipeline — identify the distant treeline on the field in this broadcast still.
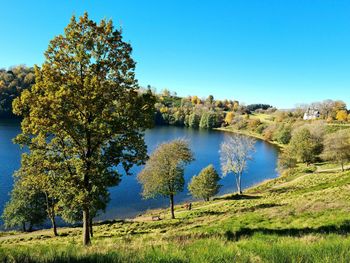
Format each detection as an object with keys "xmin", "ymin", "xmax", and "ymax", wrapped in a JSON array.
[
  {"xmin": 0, "ymin": 69, "xmax": 275, "ymax": 127},
  {"xmin": 153, "ymin": 89, "xmax": 274, "ymax": 128},
  {"xmin": 0, "ymin": 66, "xmax": 35, "ymax": 117}
]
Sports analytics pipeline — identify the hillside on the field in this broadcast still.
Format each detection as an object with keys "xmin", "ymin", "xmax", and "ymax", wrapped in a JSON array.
[{"xmin": 1, "ymin": 163, "xmax": 350, "ymax": 262}]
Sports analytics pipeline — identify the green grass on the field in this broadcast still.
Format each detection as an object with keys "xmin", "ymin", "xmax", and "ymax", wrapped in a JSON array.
[
  {"xmin": 325, "ymin": 124, "xmax": 350, "ymax": 134},
  {"xmin": 250, "ymin": 113, "xmax": 275, "ymax": 124},
  {"xmin": 1, "ymin": 165, "xmax": 350, "ymax": 262}
]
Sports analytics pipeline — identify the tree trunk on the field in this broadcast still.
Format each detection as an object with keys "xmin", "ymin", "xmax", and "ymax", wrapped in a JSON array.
[
  {"xmin": 341, "ymin": 162, "xmax": 344, "ymax": 172},
  {"xmin": 89, "ymin": 216, "xmax": 93, "ymax": 238},
  {"xmin": 22, "ymin": 222, "xmax": 26, "ymax": 232},
  {"xmin": 236, "ymin": 174, "xmax": 242, "ymax": 194},
  {"xmin": 83, "ymin": 208, "xmax": 91, "ymax": 245},
  {"xmin": 239, "ymin": 174, "xmax": 242, "ymax": 194},
  {"xmin": 170, "ymin": 194, "xmax": 175, "ymax": 219},
  {"xmin": 45, "ymin": 194, "xmax": 58, "ymax": 236},
  {"xmin": 51, "ymin": 216, "xmax": 58, "ymax": 236}
]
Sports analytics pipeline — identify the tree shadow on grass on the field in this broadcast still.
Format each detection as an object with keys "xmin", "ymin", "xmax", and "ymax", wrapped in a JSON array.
[
  {"xmin": 268, "ymin": 186, "xmax": 296, "ymax": 194},
  {"xmin": 224, "ymin": 220, "xmax": 350, "ymax": 241},
  {"xmin": 185, "ymin": 210, "xmax": 226, "ymax": 218},
  {"xmin": 214, "ymin": 194, "xmax": 261, "ymax": 201},
  {"xmin": 238, "ymin": 203, "xmax": 283, "ymax": 213},
  {"xmin": 1, "ymin": 252, "xmax": 185, "ymax": 263},
  {"xmin": 94, "ymin": 219, "xmax": 125, "ymax": 226}
]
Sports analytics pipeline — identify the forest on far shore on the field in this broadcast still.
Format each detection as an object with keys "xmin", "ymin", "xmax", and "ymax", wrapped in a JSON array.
[{"xmin": 1, "ymin": 65, "xmax": 349, "ymax": 130}]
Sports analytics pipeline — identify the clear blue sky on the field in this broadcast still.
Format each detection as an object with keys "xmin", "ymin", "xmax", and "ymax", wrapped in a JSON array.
[{"xmin": 1, "ymin": 0, "xmax": 349, "ymax": 108}]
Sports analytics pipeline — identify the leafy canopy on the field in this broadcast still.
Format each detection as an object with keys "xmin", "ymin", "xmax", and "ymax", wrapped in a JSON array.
[
  {"xmin": 188, "ymin": 165, "xmax": 221, "ymax": 201},
  {"xmin": 12, "ymin": 13, "xmax": 155, "ymax": 244},
  {"xmin": 322, "ymin": 129, "xmax": 350, "ymax": 171},
  {"xmin": 288, "ymin": 128, "xmax": 322, "ymax": 164},
  {"xmin": 138, "ymin": 139, "xmax": 194, "ymax": 199}
]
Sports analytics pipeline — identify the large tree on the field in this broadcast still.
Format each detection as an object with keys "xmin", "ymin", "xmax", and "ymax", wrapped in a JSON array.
[
  {"xmin": 322, "ymin": 129, "xmax": 350, "ymax": 171},
  {"xmin": 288, "ymin": 128, "xmax": 322, "ymax": 165},
  {"xmin": 138, "ymin": 139, "xmax": 194, "ymax": 219},
  {"xmin": 13, "ymin": 13, "xmax": 155, "ymax": 245},
  {"xmin": 220, "ymin": 135, "xmax": 255, "ymax": 194}
]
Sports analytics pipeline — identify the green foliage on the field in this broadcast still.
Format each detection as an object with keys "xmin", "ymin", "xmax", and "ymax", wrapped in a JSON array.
[
  {"xmin": 2, "ymin": 179, "xmax": 46, "ymax": 231},
  {"xmin": 2, "ymin": 166, "xmax": 350, "ymax": 262},
  {"xmin": 255, "ymin": 124, "xmax": 267, "ymax": 134},
  {"xmin": 188, "ymin": 112, "xmax": 200, "ymax": 128},
  {"xmin": 199, "ymin": 111, "xmax": 221, "ymax": 129},
  {"xmin": 277, "ymin": 147, "xmax": 297, "ymax": 172},
  {"xmin": 154, "ymin": 92, "xmax": 230, "ymax": 128},
  {"xmin": 138, "ymin": 139, "xmax": 194, "ymax": 198},
  {"xmin": 274, "ymin": 124, "xmax": 292, "ymax": 144},
  {"xmin": 246, "ymin": 104, "xmax": 272, "ymax": 112},
  {"xmin": 288, "ymin": 128, "xmax": 323, "ymax": 164},
  {"xmin": 12, "ymin": 13, "xmax": 155, "ymax": 245},
  {"xmin": 172, "ymin": 110, "xmax": 185, "ymax": 126},
  {"xmin": 188, "ymin": 165, "xmax": 221, "ymax": 201},
  {"xmin": 322, "ymin": 129, "xmax": 350, "ymax": 171},
  {"xmin": 8, "ymin": 148, "xmax": 63, "ymax": 235},
  {"xmin": 0, "ymin": 65, "xmax": 35, "ymax": 116},
  {"xmin": 138, "ymin": 139, "xmax": 194, "ymax": 218}
]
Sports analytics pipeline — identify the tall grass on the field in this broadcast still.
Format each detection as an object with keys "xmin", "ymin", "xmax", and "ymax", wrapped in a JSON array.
[
  {"xmin": 2, "ymin": 168, "xmax": 350, "ymax": 262},
  {"xmin": 2, "ymin": 234, "xmax": 350, "ymax": 262}
]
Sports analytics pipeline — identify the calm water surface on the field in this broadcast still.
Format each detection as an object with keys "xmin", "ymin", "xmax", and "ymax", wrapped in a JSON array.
[{"xmin": 0, "ymin": 119, "xmax": 279, "ymax": 223}]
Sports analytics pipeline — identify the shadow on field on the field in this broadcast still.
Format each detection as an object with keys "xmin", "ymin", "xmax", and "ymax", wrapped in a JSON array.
[
  {"xmin": 214, "ymin": 194, "xmax": 261, "ymax": 201},
  {"xmin": 224, "ymin": 220, "xmax": 350, "ymax": 241},
  {"xmin": 238, "ymin": 203, "xmax": 283, "ymax": 213},
  {"xmin": 268, "ymin": 186, "xmax": 296, "ymax": 194},
  {"xmin": 0, "ymin": 253, "xmax": 133, "ymax": 263},
  {"xmin": 185, "ymin": 210, "xmax": 226, "ymax": 218}
]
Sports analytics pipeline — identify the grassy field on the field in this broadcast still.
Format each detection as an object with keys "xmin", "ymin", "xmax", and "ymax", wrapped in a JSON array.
[
  {"xmin": 1, "ymin": 164, "xmax": 350, "ymax": 262},
  {"xmin": 249, "ymin": 113, "xmax": 275, "ymax": 124}
]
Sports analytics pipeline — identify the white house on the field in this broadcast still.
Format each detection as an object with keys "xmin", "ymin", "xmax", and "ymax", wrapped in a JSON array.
[{"xmin": 303, "ymin": 108, "xmax": 320, "ymax": 120}]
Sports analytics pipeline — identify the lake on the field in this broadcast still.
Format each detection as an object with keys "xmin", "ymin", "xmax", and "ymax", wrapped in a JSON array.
[{"xmin": 0, "ymin": 119, "xmax": 279, "ymax": 223}]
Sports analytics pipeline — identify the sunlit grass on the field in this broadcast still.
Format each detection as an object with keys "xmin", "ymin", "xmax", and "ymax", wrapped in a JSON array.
[{"xmin": 1, "ymin": 165, "xmax": 350, "ymax": 262}]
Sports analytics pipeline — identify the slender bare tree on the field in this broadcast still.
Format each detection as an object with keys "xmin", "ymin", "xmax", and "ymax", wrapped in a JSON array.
[{"xmin": 220, "ymin": 135, "xmax": 255, "ymax": 194}]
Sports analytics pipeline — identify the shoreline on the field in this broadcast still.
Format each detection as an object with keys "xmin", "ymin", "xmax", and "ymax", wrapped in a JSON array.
[
  {"xmin": 214, "ymin": 126, "xmax": 285, "ymax": 149},
  {"xmin": 0, "ymin": 123, "xmax": 281, "ymax": 232}
]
